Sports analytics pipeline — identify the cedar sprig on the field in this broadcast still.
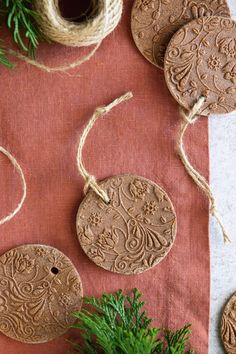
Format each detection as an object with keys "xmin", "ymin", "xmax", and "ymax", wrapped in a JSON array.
[
  {"xmin": 0, "ymin": 45, "xmax": 14, "ymax": 67},
  {"xmin": 70, "ymin": 289, "xmax": 194, "ymax": 354},
  {"xmin": 0, "ymin": 0, "xmax": 46, "ymax": 61}
]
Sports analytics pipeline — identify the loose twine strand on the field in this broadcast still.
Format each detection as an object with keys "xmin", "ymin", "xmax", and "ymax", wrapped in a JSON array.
[
  {"xmin": 77, "ymin": 92, "xmax": 133, "ymax": 203},
  {"xmin": 0, "ymin": 147, "xmax": 26, "ymax": 226},
  {"xmin": 6, "ymin": 0, "xmax": 123, "ymax": 73},
  {"xmin": 178, "ymin": 97, "xmax": 230, "ymax": 244}
]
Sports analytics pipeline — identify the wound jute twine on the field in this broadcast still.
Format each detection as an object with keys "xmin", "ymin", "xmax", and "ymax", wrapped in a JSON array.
[
  {"xmin": 77, "ymin": 92, "xmax": 133, "ymax": 203},
  {"xmin": 0, "ymin": 147, "xmax": 26, "ymax": 226},
  {"xmin": 7, "ymin": 0, "xmax": 123, "ymax": 73},
  {"xmin": 178, "ymin": 97, "xmax": 230, "ymax": 244}
]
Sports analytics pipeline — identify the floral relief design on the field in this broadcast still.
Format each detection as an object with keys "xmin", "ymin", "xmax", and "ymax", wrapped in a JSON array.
[
  {"xmin": 136, "ymin": 0, "xmax": 155, "ymax": 11},
  {"xmin": 97, "ymin": 229, "xmax": 118, "ymax": 251},
  {"xmin": 143, "ymin": 201, "xmax": 158, "ymax": 215},
  {"xmin": 219, "ymin": 37, "xmax": 236, "ymax": 58},
  {"xmin": 165, "ymin": 16, "xmax": 236, "ymax": 115},
  {"xmin": 223, "ymin": 62, "xmax": 236, "ymax": 84},
  {"xmin": 88, "ymin": 212, "xmax": 103, "ymax": 227},
  {"xmin": 131, "ymin": 0, "xmax": 230, "ymax": 68},
  {"xmin": 87, "ymin": 247, "xmax": 105, "ymax": 265},
  {"xmin": 0, "ymin": 245, "xmax": 83, "ymax": 344},
  {"xmin": 190, "ymin": 2, "xmax": 212, "ymax": 18},
  {"xmin": 0, "ymin": 297, "xmax": 7, "ymax": 313},
  {"xmin": 221, "ymin": 294, "xmax": 236, "ymax": 352},
  {"xmin": 129, "ymin": 179, "xmax": 149, "ymax": 200},
  {"xmin": 14, "ymin": 253, "xmax": 35, "ymax": 274},
  {"xmin": 77, "ymin": 175, "xmax": 177, "ymax": 275},
  {"xmin": 34, "ymin": 247, "xmax": 47, "ymax": 257},
  {"xmin": 58, "ymin": 293, "xmax": 72, "ymax": 307},
  {"xmin": 207, "ymin": 55, "xmax": 221, "ymax": 71}
]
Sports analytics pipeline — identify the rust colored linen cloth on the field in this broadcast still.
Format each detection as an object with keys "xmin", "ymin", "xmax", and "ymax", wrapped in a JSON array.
[{"xmin": 0, "ymin": 1, "xmax": 209, "ymax": 353}]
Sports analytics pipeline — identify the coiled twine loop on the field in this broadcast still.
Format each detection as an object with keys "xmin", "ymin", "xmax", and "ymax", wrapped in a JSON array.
[{"xmin": 33, "ymin": 0, "xmax": 123, "ymax": 47}]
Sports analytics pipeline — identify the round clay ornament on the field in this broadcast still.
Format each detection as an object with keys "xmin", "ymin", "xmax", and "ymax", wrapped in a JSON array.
[
  {"xmin": 164, "ymin": 16, "xmax": 236, "ymax": 115},
  {"xmin": 221, "ymin": 293, "xmax": 236, "ymax": 353},
  {"xmin": 131, "ymin": 0, "xmax": 230, "ymax": 69},
  {"xmin": 0, "ymin": 245, "xmax": 83, "ymax": 344},
  {"xmin": 77, "ymin": 175, "xmax": 177, "ymax": 275}
]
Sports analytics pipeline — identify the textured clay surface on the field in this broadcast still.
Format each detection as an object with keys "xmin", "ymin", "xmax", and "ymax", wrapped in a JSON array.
[
  {"xmin": 76, "ymin": 175, "xmax": 177, "ymax": 275},
  {"xmin": 222, "ymin": 293, "xmax": 236, "ymax": 354},
  {"xmin": 131, "ymin": 0, "xmax": 230, "ymax": 69},
  {"xmin": 0, "ymin": 245, "xmax": 83, "ymax": 344},
  {"xmin": 164, "ymin": 16, "xmax": 236, "ymax": 115}
]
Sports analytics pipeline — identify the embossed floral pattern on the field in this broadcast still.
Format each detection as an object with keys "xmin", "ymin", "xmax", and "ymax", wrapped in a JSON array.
[
  {"xmin": 97, "ymin": 229, "xmax": 118, "ymax": 250},
  {"xmin": 207, "ymin": 55, "xmax": 221, "ymax": 71},
  {"xmin": 34, "ymin": 247, "xmax": 47, "ymax": 257},
  {"xmin": 58, "ymin": 293, "xmax": 72, "ymax": 307},
  {"xmin": 165, "ymin": 16, "xmax": 236, "ymax": 114},
  {"xmin": 78, "ymin": 226, "xmax": 94, "ymax": 246},
  {"xmin": 223, "ymin": 61, "xmax": 236, "ymax": 84},
  {"xmin": 221, "ymin": 294, "xmax": 236, "ymax": 352},
  {"xmin": 219, "ymin": 37, "xmax": 236, "ymax": 58},
  {"xmin": 0, "ymin": 245, "xmax": 83, "ymax": 344},
  {"xmin": 0, "ymin": 297, "xmax": 7, "ymax": 313},
  {"xmin": 129, "ymin": 179, "xmax": 149, "ymax": 200},
  {"xmin": 14, "ymin": 254, "xmax": 35, "ymax": 274},
  {"xmin": 143, "ymin": 201, "xmax": 158, "ymax": 215},
  {"xmin": 77, "ymin": 175, "xmax": 177, "ymax": 275},
  {"xmin": 131, "ymin": 0, "xmax": 230, "ymax": 68},
  {"xmin": 190, "ymin": 2, "xmax": 212, "ymax": 18},
  {"xmin": 136, "ymin": 0, "xmax": 155, "ymax": 11},
  {"xmin": 88, "ymin": 247, "xmax": 105, "ymax": 265},
  {"xmin": 88, "ymin": 212, "xmax": 103, "ymax": 227}
]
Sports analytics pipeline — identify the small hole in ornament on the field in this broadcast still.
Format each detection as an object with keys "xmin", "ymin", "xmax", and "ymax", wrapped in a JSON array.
[
  {"xmin": 51, "ymin": 267, "xmax": 59, "ymax": 275},
  {"xmin": 58, "ymin": 0, "xmax": 99, "ymax": 23}
]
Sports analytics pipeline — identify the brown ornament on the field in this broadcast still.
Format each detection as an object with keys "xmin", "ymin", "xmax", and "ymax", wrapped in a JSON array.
[
  {"xmin": 164, "ymin": 16, "xmax": 236, "ymax": 115},
  {"xmin": 131, "ymin": 0, "xmax": 230, "ymax": 69},
  {"xmin": 76, "ymin": 175, "xmax": 177, "ymax": 275},
  {"xmin": 0, "ymin": 245, "xmax": 83, "ymax": 344},
  {"xmin": 221, "ymin": 293, "xmax": 236, "ymax": 353}
]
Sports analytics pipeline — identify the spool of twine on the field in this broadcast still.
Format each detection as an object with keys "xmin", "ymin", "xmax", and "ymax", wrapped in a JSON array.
[
  {"xmin": 7, "ymin": 0, "xmax": 123, "ymax": 73},
  {"xmin": 34, "ymin": 0, "xmax": 123, "ymax": 47}
]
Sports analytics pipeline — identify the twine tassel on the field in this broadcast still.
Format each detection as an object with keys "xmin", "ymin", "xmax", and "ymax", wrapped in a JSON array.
[
  {"xmin": 178, "ymin": 97, "xmax": 230, "ymax": 244},
  {"xmin": 77, "ymin": 91, "xmax": 133, "ymax": 203}
]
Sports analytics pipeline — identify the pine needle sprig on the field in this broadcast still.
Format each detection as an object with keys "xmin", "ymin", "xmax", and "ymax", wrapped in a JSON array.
[{"xmin": 70, "ymin": 289, "xmax": 194, "ymax": 354}]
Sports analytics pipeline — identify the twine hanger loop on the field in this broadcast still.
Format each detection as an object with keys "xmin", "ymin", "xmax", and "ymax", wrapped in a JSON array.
[{"xmin": 76, "ymin": 92, "xmax": 133, "ymax": 204}]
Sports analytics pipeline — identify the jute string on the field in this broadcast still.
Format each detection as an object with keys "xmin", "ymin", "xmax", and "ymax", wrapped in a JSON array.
[
  {"xmin": 178, "ymin": 97, "xmax": 230, "ymax": 243},
  {"xmin": 6, "ymin": 0, "xmax": 123, "ymax": 73},
  {"xmin": 0, "ymin": 147, "xmax": 26, "ymax": 225},
  {"xmin": 77, "ymin": 92, "xmax": 133, "ymax": 203}
]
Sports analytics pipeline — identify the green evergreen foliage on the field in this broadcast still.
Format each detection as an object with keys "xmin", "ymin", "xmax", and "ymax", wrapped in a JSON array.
[
  {"xmin": 70, "ymin": 289, "xmax": 194, "ymax": 354},
  {"xmin": 0, "ymin": 0, "xmax": 46, "ymax": 67}
]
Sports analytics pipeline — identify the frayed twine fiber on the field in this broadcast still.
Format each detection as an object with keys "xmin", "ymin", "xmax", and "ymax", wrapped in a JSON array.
[
  {"xmin": 0, "ymin": 147, "xmax": 26, "ymax": 226},
  {"xmin": 178, "ymin": 97, "xmax": 230, "ymax": 244},
  {"xmin": 7, "ymin": 0, "xmax": 123, "ymax": 73},
  {"xmin": 77, "ymin": 92, "xmax": 133, "ymax": 203}
]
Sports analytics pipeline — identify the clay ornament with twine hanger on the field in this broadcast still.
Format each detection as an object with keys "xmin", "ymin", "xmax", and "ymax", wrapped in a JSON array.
[
  {"xmin": 76, "ymin": 92, "xmax": 177, "ymax": 275},
  {"xmin": 163, "ymin": 16, "xmax": 236, "ymax": 243},
  {"xmin": 7, "ymin": 0, "xmax": 123, "ymax": 73},
  {"xmin": 0, "ymin": 146, "xmax": 26, "ymax": 226}
]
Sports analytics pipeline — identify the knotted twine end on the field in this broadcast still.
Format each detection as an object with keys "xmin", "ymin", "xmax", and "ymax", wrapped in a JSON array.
[
  {"xmin": 178, "ymin": 97, "xmax": 231, "ymax": 244},
  {"xmin": 0, "ymin": 146, "xmax": 26, "ymax": 226},
  {"xmin": 77, "ymin": 91, "xmax": 133, "ymax": 204}
]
